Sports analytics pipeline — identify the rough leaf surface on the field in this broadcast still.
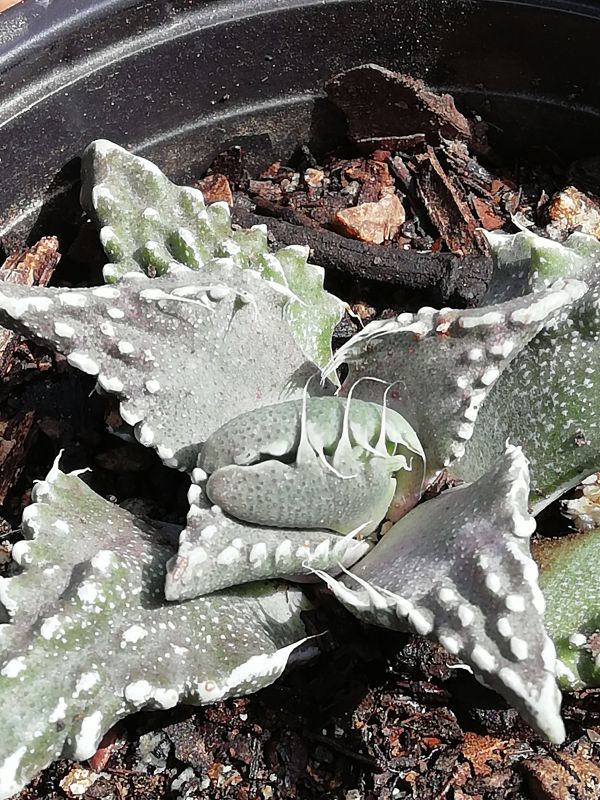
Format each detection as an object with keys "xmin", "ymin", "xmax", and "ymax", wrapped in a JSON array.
[
  {"xmin": 165, "ymin": 469, "xmax": 371, "ymax": 601},
  {"xmin": 0, "ymin": 462, "xmax": 308, "ymax": 800},
  {"xmin": 329, "ymin": 279, "xmax": 586, "ymax": 477},
  {"xmin": 317, "ymin": 446, "xmax": 564, "ymax": 743},
  {"xmin": 456, "ymin": 231, "xmax": 600, "ymax": 508},
  {"xmin": 81, "ymin": 140, "xmax": 343, "ymax": 372},
  {"xmin": 0, "ymin": 263, "xmax": 325, "ymax": 470},
  {"xmin": 200, "ymin": 396, "xmax": 425, "ymax": 532}
]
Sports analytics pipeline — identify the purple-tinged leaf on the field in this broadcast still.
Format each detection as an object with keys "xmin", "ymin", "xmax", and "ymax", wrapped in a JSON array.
[{"xmin": 314, "ymin": 445, "xmax": 564, "ymax": 743}]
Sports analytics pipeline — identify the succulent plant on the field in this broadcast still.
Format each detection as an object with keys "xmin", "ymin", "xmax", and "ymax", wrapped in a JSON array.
[{"xmin": 0, "ymin": 140, "xmax": 600, "ymax": 796}]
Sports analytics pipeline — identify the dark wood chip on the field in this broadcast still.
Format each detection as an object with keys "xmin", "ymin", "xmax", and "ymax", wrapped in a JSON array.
[
  {"xmin": 413, "ymin": 146, "xmax": 484, "ymax": 256},
  {"xmin": 0, "ymin": 237, "xmax": 60, "ymax": 504},
  {"xmin": 326, "ymin": 64, "xmax": 476, "ymax": 145},
  {"xmin": 233, "ymin": 202, "xmax": 491, "ymax": 306},
  {"xmin": 520, "ymin": 751, "xmax": 600, "ymax": 800},
  {"xmin": 0, "ymin": 409, "xmax": 36, "ymax": 505},
  {"xmin": 354, "ymin": 133, "xmax": 426, "ymax": 155},
  {"xmin": 442, "ymin": 139, "xmax": 496, "ymax": 197},
  {"xmin": 0, "ymin": 236, "xmax": 60, "ymax": 377},
  {"xmin": 195, "ymin": 173, "xmax": 233, "ymax": 206}
]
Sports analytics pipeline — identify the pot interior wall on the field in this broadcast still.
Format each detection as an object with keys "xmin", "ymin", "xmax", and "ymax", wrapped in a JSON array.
[{"xmin": 0, "ymin": 0, "xmax": 598, "ymax": 247}]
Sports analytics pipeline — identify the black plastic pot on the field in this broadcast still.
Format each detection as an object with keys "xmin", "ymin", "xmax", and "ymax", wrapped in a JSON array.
[{"xmin": 0, "ymin": 0, "xmax": 599, "ymax": 249}]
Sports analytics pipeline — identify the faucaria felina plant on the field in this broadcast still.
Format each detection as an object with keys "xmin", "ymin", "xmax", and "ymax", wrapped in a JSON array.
[{"xmin": 0, "ymin": 140, "xmax": 599, "ymax": 794}]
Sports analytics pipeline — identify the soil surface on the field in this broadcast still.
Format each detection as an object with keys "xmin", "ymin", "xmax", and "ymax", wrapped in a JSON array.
[{"xmin": 3, "ymin": 65, "xmax": 600, "ymax": 800}]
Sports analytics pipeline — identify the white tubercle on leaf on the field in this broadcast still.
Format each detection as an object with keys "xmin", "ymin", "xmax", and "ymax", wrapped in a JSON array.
[
  {"xmin": 0, "ymin": 462, "xmax": 308, "ymax": 799},
  {"xmin": 327, "ymin": 278, "xmax": 586, "ymax": 478},
  {"xmin": 314, "ymin": 444, "xmax": 565, "ymax": 744}
]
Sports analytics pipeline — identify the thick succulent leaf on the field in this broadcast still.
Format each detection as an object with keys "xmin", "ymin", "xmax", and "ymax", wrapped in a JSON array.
[
  {"xmin": 483, "ymin": 229, "xmax": 600, "ymax": 303},
  {"xmin": 0, "ymin": 263, "xmax": 325, "ymax": 470},
  {"xmin": 81, "ymin": 140, "xmax": 343, "ymax": 371},
  {"xmin": 329, "ymin": 279, "xmax": 586, "ymax": 478},
  {"xmin": 0, "ymin": 463, "xmax": 308, "ymax": 799},
  {"xmin": 538, "ymin": 475, "xmax": 600, "ymax": 689},
  {"xmin": 165, "ymin": 468, "xmax": 371, "ymax": 601},
  {"xmin": 80, "ymin": 139, "xmax": 273, "ymax": 282},
  {"xmin": 457, "ymin": 231, "xmax": 600, "ymax": 507},
  {"xmin": 199, "ymin": 396, "xmax": 425, "ymax": 532},
  {"xmin": 314, "ymin": 445, "xmax": 565, "ymax": 744}
]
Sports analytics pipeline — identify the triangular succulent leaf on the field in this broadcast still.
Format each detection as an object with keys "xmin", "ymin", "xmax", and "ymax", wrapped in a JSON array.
[
  {"xmin": 0, "ymin": 264, "xmax": 326, "ymax": 470},
  {"xmin": 165, "ymin": 469, "xmax": 371, "ymax": 601},
  {"xmin": 0, "ymin": 461, "xmax": 309, "ymax": 799},
  {"xmin": 81, "ymin": 140, "xmax": 270, "ymax": 281},
  {"xmin": 81, "ymin": 140, "xmax": 343, "ymax": 371},
  {"xmin": 458, "ymin": 231, "xmax": 600, "ymax": 508},
  {"xmin": 314, "ymin": 445, "xmax": 564, "ymax": 744},
  {"xmin": 330, "ymin": 279, "xmax": 586, "ymax": 478}
]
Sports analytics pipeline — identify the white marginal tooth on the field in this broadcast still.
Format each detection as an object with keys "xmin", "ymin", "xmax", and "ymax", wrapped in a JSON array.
[
  {"xmin": 456, "ymin": 422, "xmax": 474, "ymax": 441},
  {"xmin": 54, "ymin": 322, "xmax": 75, "ymax": 339},
  {"xmin": 459, "ymin": 311, "xmax": 503, "ymax": 329},
  {"xmin": 439, "ymin": 634, "xmax": 461, "ymax": 655},
  {"xmin": 479, "ymin": 367, "xmax": 500, "ymax": 386},
  {"xmin": 187, "ymin": 484, "xmax": 203, "ymax": 506},
  {"xmin": 137, "ymin": 423, "xmax": 154, "ymax": 446},
  {"xmin": 471, "ymin": 644, "xmax": 496, "ymax": 673},
  {"xmin": 97, "ymin": 375, "xmax": 124, "ymax": 393},
  {"xmin": 120, "ymin": 405, "xmax": 144, "ymax": 426},
  {"xmin": 67, "ymin": 352, "xmax": 99, "ymax": 375}
]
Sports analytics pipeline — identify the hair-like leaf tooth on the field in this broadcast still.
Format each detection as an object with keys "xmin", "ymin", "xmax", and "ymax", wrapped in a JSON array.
[
  {"xmin": 328, "ymin": 278, "xmax": 586, "ymax": 479},
  {"xmin": 0, "ymin": 463, "xmax": 309, "ymax": 800},
  {"xmin": 537, "ymin": 475, "xmax": 600, "ymax": 690},
  {"xmin": 457, "ymin": 231, "xmax": 600, "ymax": 508},
  {"xmin": 315, "ymin": 445, "xmax": 565, "ymax": 744},
  {"xmin": 201, "ymin": 396, "xmax": 424, "ymax": 534},
  {"xmin": 165, "ymin": 474, "xmax": 371, "ymax": 601},
  {"xmin": 81, "ymin": 140, "xmax": 343, "ymax": 372},
  {"xmin": 0, "ymin": 262, "xmax": 325, "ymax": 470}
]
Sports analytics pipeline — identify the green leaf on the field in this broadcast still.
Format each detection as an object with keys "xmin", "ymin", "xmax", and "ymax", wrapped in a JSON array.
[
  {"xmin": 81, "ymin": 140, "xmax": 343, "ymax": 372},
  {"xmin": 0, "ymin": 462, "xmax": 309, "ymax": 799},
  {"xmin": 457, "ymin": 231, "xmax": 600, "ymax": 508},
  {"xmin": 538, "ymin": 476, "xmax": 600, "ymax": 689}
]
